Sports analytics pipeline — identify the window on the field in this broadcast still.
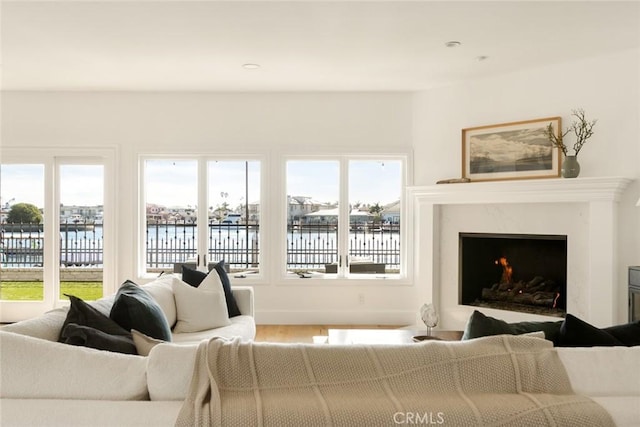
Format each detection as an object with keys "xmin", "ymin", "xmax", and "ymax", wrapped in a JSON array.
[
  {"xmin": 286, "ymin": 160, "xmax": 340, "ymax": 273},
  {"xmin": 144, "ymin": 159, "xmax": 199, "ymax": 272},
  {"xmin": 348, "ymin": 160, "xmax": 402, "ymax": 274},
  {"xmin": 1, "ymin": 164, "xmax": 45, "ymax": 301},
  {"xmin": 142, "ymin": 158, "xmax": 261, "ymax": 276},
  {"xmin": 140, "ymin": 154, "xmax": 404, "ymax": 281},
  {"xmin": 207, "ymin": 161, "xmax": 261, "ymax": 273},
  {"xmin": 59, "ymin": 164, "xmax": 105, "ymax": 300},
  {"xmin": 285, "ymin": 157, "xmax": 404, "ymax": 278},
  {"xmin": 1, "ymin": 149, "xmax": 114, "ymax": 322}
]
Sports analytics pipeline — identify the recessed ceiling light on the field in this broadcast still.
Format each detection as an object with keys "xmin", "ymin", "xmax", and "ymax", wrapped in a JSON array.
[
  {"xmin": 444, "ymin": 41, "xmax": 461, "ymax": 48},
  {"xmin": 242, "ymin": 63, "xmax": 260, "ymax": 70}
]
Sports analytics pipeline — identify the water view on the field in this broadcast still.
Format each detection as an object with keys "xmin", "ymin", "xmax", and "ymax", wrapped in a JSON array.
[{"xmin": 1, "ymin": 222, "xmax": 400, "ymax": 272}]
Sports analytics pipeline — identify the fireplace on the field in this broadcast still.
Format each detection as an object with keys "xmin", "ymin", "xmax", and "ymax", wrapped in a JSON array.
[
  {"xmin": 459, "ymin": 233, "xmax": 567, "ymax": 317},
  {"xmin": 409, "ymin": 177, "xmax": 630, "ymax": 329}
]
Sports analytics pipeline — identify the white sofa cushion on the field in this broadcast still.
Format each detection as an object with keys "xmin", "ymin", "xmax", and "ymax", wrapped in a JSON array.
[
  {"xmin": 171, "ymin": 314, "xmax": 256, "ymax": 343},
  {"xmin": 1, "ymin": 306, "xmax": 68, "ymax": 341},
  {"xmin": 0, "ymin": 295, "xmax": 116, "ymax": 343},
  {"xmin": 557, "ymin": 346, "xmax": 640, "ymax": 396},
  {"xmin": 172, "ymin": 272, "xmax": 230, "ymax": 333},
  {"xmin": 0, "ymin": 331, "xmax": 148, "ymax": 400},
  {"xmin": 0, "ymin": 399, "xmax": 182, "ymax": 427},
  {"xmin": 147, "ymin": 343, "xmax": 198, "ymax": 401}
]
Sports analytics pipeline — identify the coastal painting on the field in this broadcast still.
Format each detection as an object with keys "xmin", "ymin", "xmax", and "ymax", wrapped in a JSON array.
[{"xmin": 462, "ymin": 117, "xmax": 561, "ymax": 182}]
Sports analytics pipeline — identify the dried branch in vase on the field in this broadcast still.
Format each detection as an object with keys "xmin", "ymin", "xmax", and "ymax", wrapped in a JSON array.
[{"xmin": 545, "ymin": 108, "xmax": 597, "ymax": 157}]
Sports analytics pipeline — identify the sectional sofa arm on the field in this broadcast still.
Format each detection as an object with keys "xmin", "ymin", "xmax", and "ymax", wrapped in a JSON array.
[{"xmin": 231, "ymin": 286, "xmax": 254, "ymax": 317}]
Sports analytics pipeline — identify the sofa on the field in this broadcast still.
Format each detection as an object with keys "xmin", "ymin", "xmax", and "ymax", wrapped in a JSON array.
[
  {"xmin": 1, "ymin": 272, "xmax": 256, "ymax": 347},
  {"xmin": 2, "ymin": 332, "xmax": 639, "ymax": 426},
  {"xmin": 2, "ymin": 280, "xmax": 640, "ymax": 427}
]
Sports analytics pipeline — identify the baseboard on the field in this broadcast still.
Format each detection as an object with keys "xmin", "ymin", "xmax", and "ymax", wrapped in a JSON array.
[{"xmin": 255, "ymin": 309, "xmax": 416, "ymax": 325}]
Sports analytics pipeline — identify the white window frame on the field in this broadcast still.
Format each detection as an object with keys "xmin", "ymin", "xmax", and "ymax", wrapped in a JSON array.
[
  {"xmin": 138, "ymin": 154, "xmax": 266, "ymax": 281},
  {"xmin": 279, "ymin": 152, "xmax": 412, "ymax": 284},
  {"xmin": 0, "ymin": 147, "xmax": 116, "ymax": 321},
  {"xmin": 136, "ymin": 150, "xmax": 411, "ymax": 286}
]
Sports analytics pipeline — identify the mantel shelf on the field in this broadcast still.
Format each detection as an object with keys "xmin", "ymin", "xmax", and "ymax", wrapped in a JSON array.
[{"xmin": 407, "ymin": 176, "xmax": 633, "ymax": 205}]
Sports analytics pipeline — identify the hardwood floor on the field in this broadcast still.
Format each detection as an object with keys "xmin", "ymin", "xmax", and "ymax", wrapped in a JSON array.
[{"xmin": 254, "ymin": 325, "xmax": 405, "ymax": 343}]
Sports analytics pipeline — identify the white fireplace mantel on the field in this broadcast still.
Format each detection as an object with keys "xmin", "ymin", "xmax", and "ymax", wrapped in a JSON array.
[
  {"xmin": 408, "ymin": 176, "xmax": 632, "ymax": 205},
  {"xmin": 408, "ymin": 176, "xmax": 633, "ymax": 328}
]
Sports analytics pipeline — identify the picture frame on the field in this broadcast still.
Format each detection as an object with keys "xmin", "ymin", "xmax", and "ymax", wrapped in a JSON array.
[{"xmin": 462, "ymin": 117, "xmax": 562, "ymax": 182}]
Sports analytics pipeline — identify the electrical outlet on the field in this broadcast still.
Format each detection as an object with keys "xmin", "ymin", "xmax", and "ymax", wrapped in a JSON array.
[{"xmin": 358, "ymin": 293, "xmax": 365, "ymax": 305}]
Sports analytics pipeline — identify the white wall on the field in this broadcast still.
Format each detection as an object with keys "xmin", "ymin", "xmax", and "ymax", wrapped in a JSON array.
[
  {"xmin": 412, "ymin": 48, "xmax": 640, "ymax": 324},
  {"xmin": 3, "ymin": 49, "xmax": 638, "ymax": 326},
  {"xmin": 1, "ymin": 91, "xmax": 419, "ymax": 324}
]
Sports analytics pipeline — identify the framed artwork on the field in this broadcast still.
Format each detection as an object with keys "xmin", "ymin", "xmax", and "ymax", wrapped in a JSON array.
[{"xmin": 462, "ymin": 117, "xmax": 562, "ymax": 182}]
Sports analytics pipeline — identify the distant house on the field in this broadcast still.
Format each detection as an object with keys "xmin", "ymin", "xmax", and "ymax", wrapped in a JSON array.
[
  {"xmin": 60, "ymin": 205, "xmax": 103, "ymax": 222},
  {"xmin": 146, "ymin": 204, "xmax": 163, "ymax": 222},
  {"xmin": 303, "ymin": 208, "xmax": 373, "ymax": 225},
  {"xmin": 287, "ymin": 196, "xmax": 330, "ymax": 223},
  {"xmin": 349, "ymin": 209, "xmax": 373, "ymax": 225},
  {"xmin": 246, "ymin": 201, "xmax": 260, "ymax": 223},
  {"xmin": 303, "ymin": 207, "xmax": 339, "ymax": 225},
  {"xmin": 382, "ymin": 200, "xmax": 401, "ymax": 224}
]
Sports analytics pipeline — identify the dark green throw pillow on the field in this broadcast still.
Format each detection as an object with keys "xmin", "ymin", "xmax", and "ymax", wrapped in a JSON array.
[
  {"xmin": 59, "ymin": 294, "xmax": 132, "ymax": 341},
  {"xmin": 58, "ymin": 294, "xmax": 137, "ymax": 354},
  {"xmin": 211, "ymin": 260, "xmax": 241, "ymax": 318},
  {"xmin": 61, "ymin": 323, "xmax": 137, "ymax": 354},
  {"xmin": 110, "ymin": 280, "xmax": 172, "ymax": 341},
  {"xmin": 181, "ymin": 265, "xmax": 207, "ymax": 288},
  {"xmin": 462, "ymin": 310, "xmax": 563, "ymax": 343},
  {"xmin": 603, "ymin": 321, "xmax": 640, "ymax": 346},
  {"xmin": 556, "ymin": 314, "xmax": 623, "ymax": 347}
]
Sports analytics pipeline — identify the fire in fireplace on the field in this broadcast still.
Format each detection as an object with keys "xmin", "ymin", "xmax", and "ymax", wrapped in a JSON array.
[{"xmin": 459, "ymin": 233, "xmax": 567, "ymax": 317}]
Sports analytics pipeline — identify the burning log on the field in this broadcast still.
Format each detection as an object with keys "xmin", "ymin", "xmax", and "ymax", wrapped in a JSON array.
[
  {"xmin": 479, "ymin": 257, "xmax": 562, "ymax": 308},
  {"xmin": 480, "ymin": 287, "xmax": 559, "ymax": 307},
  {"xmin": 525, "ymin": 277, "xmax": 558, "ymax": 293}
]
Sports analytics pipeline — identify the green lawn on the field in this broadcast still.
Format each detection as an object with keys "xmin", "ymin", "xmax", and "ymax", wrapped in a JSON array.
[{"xmin": 0, "ymin": 281, "xmax": 103, "ymax": 301}]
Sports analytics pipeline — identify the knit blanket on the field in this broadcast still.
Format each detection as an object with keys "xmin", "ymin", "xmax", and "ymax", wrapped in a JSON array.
[{"xmin": 175, "ymin": 335, "xmax": 614, "ymax": 427}]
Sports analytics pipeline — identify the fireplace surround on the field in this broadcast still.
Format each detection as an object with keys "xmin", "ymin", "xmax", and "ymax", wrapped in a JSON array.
[{"xmin": 408, "ymin": 177, "xmax": 632, "ymax": 329}]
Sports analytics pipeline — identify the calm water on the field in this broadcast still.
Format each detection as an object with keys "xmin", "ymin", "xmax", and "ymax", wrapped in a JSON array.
[{"xmin": 1, "ymin": 224, "xmax": 400, "ymax": 268}]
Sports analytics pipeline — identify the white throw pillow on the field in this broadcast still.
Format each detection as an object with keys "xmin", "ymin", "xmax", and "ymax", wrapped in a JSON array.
[
  {"xmin": 172, "ymin": 273, "xmax": 230, "ymax": 333},
  {"xmin": 132, "ymin": 329, "xmax": 165, "ymax": 356},
  {"xmin": 142, "ymin": 274, "xmax": 179, "ymax": 327},
  {"xmin": 198, "ymin": 267, "xmax": 224, "ymax": 292}
]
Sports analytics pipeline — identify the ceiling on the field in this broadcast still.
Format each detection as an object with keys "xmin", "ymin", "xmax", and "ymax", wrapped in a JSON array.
[{"xmin": 1, "ymin": 1, "xmax": 639, "ymax": 91}]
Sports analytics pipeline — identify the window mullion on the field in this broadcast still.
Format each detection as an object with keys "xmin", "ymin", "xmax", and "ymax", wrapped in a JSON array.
[
  {"xmin": 46, "ymin": 159, "xmax": 59, "ymax": 306},
  {"xmin": 338, "ymin": 158, "xmax": 350, "ymax": 276},
  {"xmin": 198, "ymin": 158, "xmax": 208, "ymax": 268}
]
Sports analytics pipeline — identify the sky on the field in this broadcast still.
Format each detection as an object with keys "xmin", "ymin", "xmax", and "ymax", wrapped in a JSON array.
[
  {"xmin": 1, "ymin": 160, "xmax": 401, "ymax": 210},
  {"xmin": 287, "ymin": 160, "xmax": 401, "ymax": 206},
  {"xmin": 1, "ymin": 164, "xmax": 104, "ymax": 208}
]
